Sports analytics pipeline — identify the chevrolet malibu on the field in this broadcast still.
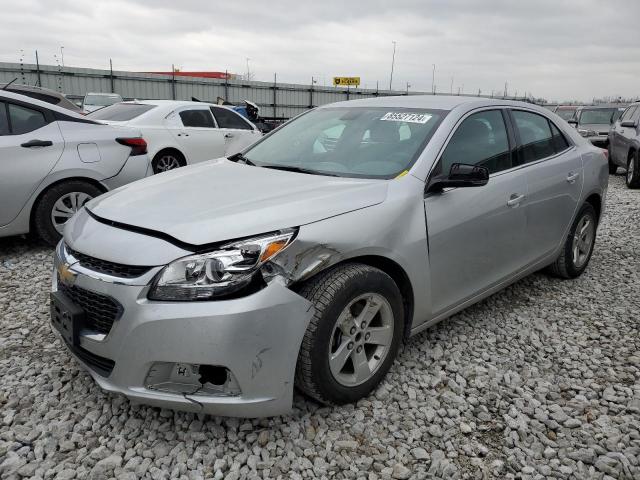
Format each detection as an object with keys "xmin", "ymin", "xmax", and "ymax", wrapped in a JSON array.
[{"xmin": 51, "ymin": 96, "xmax": 607, "ymax": 417}]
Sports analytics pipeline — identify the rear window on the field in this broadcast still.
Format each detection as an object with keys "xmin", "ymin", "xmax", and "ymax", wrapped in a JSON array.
[
  {"xmin": 84, "ymin": 94, "xmax": 123, "ymax": 106},
  {"xmin": 9, "ymin": 89, "xmax": 61, "ymax": 105},
  {"xmin": 89, "ymin": 103, "xmax": 155, "ymax": 121}
]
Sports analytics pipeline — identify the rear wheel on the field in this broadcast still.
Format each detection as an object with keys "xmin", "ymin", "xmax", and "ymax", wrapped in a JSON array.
[
  {"xmin": 295, "ymin": 264, "xmax": 404, "ymax": 405},
  {"xmin": 626, "ymin": 152, "xmax": 640, "ymax": 188},
  {"xmin": 33, "ymin": 181, "xmax": 103, "ymax": 246},
  {"xmin": 152, "ymin": 150, "xmax": 185, "ymax": 174},
  {"xmin": 547, "ymin": 203, "xmax": 597, "ymax": 279}
]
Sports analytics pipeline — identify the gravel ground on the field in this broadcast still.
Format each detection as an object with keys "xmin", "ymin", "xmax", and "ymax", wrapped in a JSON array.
[{"xmin": 0, "ymin": 174, "xmax": 638, "ymax": 480}]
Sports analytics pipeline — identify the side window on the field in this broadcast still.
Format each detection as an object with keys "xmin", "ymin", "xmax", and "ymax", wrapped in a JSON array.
[
  {"xmin": 629, "ymin": 107, "xmax": 640, "ymax": 123},
  {"xmin": 211, "ymin": 107, "xmax": 252, "ymax": 130},
  {"xmin": 512, "ymin": 110, "xmax": 555, "ymax": 164},
  {"xmin": 549, "ymin": 122, "xmax": 570, "ymax": 153},
  {"xmin": 179, "ymin": 109, "xmax": 215, "ymax": 128},
  {"xmin": 8, "ymin": 103, "xmax": 47, "ymax": 135},
  {"xmin": 440, "ymin": 110, "xmax": 511, "ymax": 175},
  {"xmin": 620, "ymin": 106, "xmax": 636, "ymax": 122},
  {"xmin": 0, "ymin": 103, "xmax": 9, "ymax": 135}
]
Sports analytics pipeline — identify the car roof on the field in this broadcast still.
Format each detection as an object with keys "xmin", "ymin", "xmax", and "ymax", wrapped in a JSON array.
[
  {"xmin": 86, "ymin": 92, "xmax": 122, "ymax": 96},
  {"xmin": 0, "ymin": 89, "xmax": 87, "ymax": 119},
  {"xmin": 320, "ymin": 95, "xmax": 549, "ymax": 113},
  {"xmin": 120, "ymin": 99, "xmax": 223, "ymax": 108}
]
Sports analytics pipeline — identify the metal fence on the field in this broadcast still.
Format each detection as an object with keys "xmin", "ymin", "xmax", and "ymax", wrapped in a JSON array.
[{"xmin": 0, "ymin": 61, "xmax": 530, "ymax": 120}]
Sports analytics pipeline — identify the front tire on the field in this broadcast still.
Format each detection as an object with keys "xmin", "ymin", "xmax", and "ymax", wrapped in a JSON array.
[
  {"xmin": 295, "ymin": 264, "xmax": 404, "ymax": 405},
  {"xmin": 626, "ymin": 152, "xmax": 640, "ymax": 189},
  {"xmin": 33, "ymin": 181, "xmax": 103, "ymax": 246},
  {"xmin": 547, "ymin": 203, "xmax": 597, "ymax": 279}
]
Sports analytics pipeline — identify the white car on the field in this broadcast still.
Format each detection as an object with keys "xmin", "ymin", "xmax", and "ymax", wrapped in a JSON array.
[
  {"xmin": 82, "ymin": 92, "xmax": 123, "ymax": 113},
  {"xmin": 0, "ymin": 90, "xmax": 151, "ymax": 245},
  {"xmin": 88, "ymin": 101, "xmax": 262, "ymax": 173}
]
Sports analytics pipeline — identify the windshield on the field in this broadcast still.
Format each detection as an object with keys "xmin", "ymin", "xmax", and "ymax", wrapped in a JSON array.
[
  {"xmin": 556, "ymin": 108, "xmax": 577, "ymax": 121},
  {"xmin": 88, "ymin": 103, "xmax": 155, "ymax": 121},
  {"xmin": 84, "ymin": 94, "xmax": 123, "ymax": 106},
  {"xmin": 579, "ymin": 108, "xmax": 617, "ymax": 125},
  {"xmin": 243, "ymin": 107, "xmax": 446, "ymax": 179}
]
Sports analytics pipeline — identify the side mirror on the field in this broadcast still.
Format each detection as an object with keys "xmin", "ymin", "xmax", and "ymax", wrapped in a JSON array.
[
  {"xmin": 427, "ymin": 163, "xmax": 489, "ymax": 193},
  {"xmin": 620, "ymin": 120, "xmax": 637, "ymax": 128},
  {"xmin": 567, "ymin": 119, "xmax": 578, "ymax": 127}
]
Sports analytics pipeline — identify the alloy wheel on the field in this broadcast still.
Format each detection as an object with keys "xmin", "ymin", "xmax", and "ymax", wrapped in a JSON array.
[
  {"xmin": 328, "ymin": 293, "xmax": 394, "ymax": 387},
  {"xmin": 571, "ymin": 214, "xmax": 595, "ymax": 269},
  {"xmin": 628, "ymin": 158, "xmax": 635, "ymax": 184},
  {"xmin": 154, "ymin": 155, "xmax": 181, "ymax": 173},
  {"xmin": 51, "ymin": 192, "xmax": 93, "ymax": 235}
]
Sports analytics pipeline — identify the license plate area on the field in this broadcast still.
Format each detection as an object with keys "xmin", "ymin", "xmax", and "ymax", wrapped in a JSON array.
[{"xmin": 50, "ymin": 291, "xmax": 85, "ymax": 346}]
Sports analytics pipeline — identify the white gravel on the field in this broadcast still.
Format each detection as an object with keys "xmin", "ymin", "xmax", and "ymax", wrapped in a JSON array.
[{"xmin": 0, "ymin": 174, "xmax": 638, "ymax": 480}]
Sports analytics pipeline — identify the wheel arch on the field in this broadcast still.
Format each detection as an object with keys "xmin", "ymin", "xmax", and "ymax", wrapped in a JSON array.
[
  {"xmin": 584, "ymin": 192, "xmax": 602, "ymax": 222},
  {"xmin": 152, "ymin": 147, "xmax": 186, "ymax": 166}
]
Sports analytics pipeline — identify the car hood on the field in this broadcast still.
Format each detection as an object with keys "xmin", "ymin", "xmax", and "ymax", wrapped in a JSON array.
[{"xmin": 86, "ymin": 159, "xmax": 389, "ymax": 246}]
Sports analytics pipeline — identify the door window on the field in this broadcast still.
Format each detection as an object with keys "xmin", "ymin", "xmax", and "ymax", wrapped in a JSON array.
[
  {"xmin": 0, "ymin": 103, "xmax": 8, "ymax": 135},
  {"xmin": 211, "ymin": 107, "xmax": 252, "ymax": 130},
  {"xmin": 629, "ymin": 107, "xmax": 640, "ymax": 123},
  {"xmin": 8, "ymin": 103, "xmax": 47, "ymax": 135},
  {"xmin": 439, "ymin": 110, "xmax": 511, "ymax": 174},
  {"xmin": 549, "ymin": 122, "xmax": 570, "ymax": 153},
  {"xmin": 179, "ymin": 109, "xmax": 215, "ymax": 128},
  {"xmin": 619, "ymin": 106, "xmax": 637, "ymax": 122},
  {"xmin": 511, "ymin": 110, "xmax": 556, "ymax": 164}
]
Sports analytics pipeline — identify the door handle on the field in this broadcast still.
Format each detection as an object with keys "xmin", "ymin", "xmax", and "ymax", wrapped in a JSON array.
[
  {"xmin": 224, "ymin": 133, "xmax": 234, "ymax": 138},
  {"xmin": 566, "ymin": 171, "xmax": 580, "ymax": 183},
  {"xmin": 177, "ymin": 132, "xmax": 189, "ymax": 137},
  {"xmin": 21, "ymin": 139, "xmax": 53, "ymax": 148},
  {"xmin": 507, "ymin": 194, "xmax": 526, "ymax": 207}
]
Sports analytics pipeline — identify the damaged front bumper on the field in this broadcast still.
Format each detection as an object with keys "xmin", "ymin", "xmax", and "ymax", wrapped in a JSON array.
[{"xmin": 51, "ymin": 244, "xmax": 313, "ymax": 418}]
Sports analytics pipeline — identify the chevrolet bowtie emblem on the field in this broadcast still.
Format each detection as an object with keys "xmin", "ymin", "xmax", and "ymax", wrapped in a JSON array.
[{"xmin": 57, "ymin": 262, "xmax": 77, "ymax": 285}]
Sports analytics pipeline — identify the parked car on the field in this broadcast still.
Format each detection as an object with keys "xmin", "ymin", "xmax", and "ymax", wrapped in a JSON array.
[
  {"xmin": 82, "ymin": 92, "xmax": 123, "ymax": 113},
  {"xmin": 569, "ymin": 106, "xmax": 625, "ymax": 149},
  {"xmin": 52, "ymin": 96, "xmax": 607, "ymax": 417},
  {"xmin": 554, "ymin": 105, "xmax": 581, "ymax": 122},
  {"xmin": 0, "ymin": 90, "xmax": 150, "ymax": 245},
  {"xmin": 608, "ymin": 102, "xmax": 640, "ymax": 187},
  {"xmin": 1, "ymin": 82, "xmax": 83, "ymax": 113},
  {"xmin": 88, "ymin": 100, "xmax": 262, "ymax": 173}
]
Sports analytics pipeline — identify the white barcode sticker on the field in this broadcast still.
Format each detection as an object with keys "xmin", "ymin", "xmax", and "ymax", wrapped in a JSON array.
[{"xmin": 380, "ymin": 112, "xmax": 432, "ymax": 124}]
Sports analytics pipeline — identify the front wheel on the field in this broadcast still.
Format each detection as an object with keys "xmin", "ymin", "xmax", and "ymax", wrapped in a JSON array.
[
  {"xmin": 547, "ymin": 203, "xmax": 597, "ymax": 279},
  {"xmin": 626, "ymin": 153, "xmax": 640, "ymax": 189},
  {"xmin": 295, "ymin": 264, "xmax": 404, "ymax": 405}
]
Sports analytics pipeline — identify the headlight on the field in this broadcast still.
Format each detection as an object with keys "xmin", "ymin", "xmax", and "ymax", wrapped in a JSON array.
[
  {"xmin": 148, "ymin": 229, "xmax": 296, "ymax": 301},
  {"xmin": 578, "ymin": 129, "xmax": 597, "ymax": 137}
]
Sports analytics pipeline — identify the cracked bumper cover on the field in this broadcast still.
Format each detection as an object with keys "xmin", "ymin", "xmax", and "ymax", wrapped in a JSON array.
[{"xmin": 52, "ymin": 252, "xmax": 314, "ymax": 417}]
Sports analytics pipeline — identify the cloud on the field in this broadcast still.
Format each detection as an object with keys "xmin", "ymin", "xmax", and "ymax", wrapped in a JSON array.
[{"xmin": 0, "ymin": 0, "xmax": 638, "ymax": 101}]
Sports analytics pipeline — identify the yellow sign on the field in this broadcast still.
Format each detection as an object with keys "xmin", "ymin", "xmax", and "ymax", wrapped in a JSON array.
[{"xmin": 333, "ymin": 77, "xmax": 360, "ymax": 87}]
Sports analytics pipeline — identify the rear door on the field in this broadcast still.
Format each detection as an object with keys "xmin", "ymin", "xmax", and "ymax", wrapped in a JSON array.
[
  {"xmin": 424, "ymin": 109, "xmax": 529, "ymax": 315},
  {"xmin": 210, "ymin": 106, "xmax": 261, "ymax": 155},
  {"xmin": 509, "ymin": 109, "xmax": 582, "ymax": 265},
  {"xmin": 0, "ymin": 100, "xmax": 65, "ymax": 226},
  {"xmin": 611, "ymin": 106, "xmax": 637, "ymax": 164},
  {"xmin": 166, "ymin": 107, "xmax": 225, "ymax": 164}
]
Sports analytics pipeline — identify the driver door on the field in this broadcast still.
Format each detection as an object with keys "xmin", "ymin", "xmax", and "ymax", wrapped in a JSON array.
[{"xmin": 424, "ymin": 109, "xmax": 528, "ymax": 316}]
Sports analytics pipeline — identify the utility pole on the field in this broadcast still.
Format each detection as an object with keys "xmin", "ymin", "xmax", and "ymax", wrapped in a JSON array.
[
  {"xmin": 406, "ymin": 82, "xmax": 410, "ymax": 95},
  {"xmin": 246, "ymin": 58, "xmax": 251, "ymax": 81},
  {"xmin": 450, "ymin": 76, "xmax": 454, "ymax": 95},
  {"xmin": 389, "ymin": 41, "xmax": 396, "ymax": 91},
  {"xmin": 109, "ymin": 58, "xmax": 114, "ymax": 93},
  {"xmin": 504, "ymin": 81, "xmax": 508, "ymax": 98},
  {"xmin": 431, "ymin": 64, "xmax": 436, "ymax": 94},
  {"xmin": 35, "ymin": 50, "xmax": 41, "ymax": 87},
  {"xmin": 60, "ymin": 46, "xmax": 65, "ymax": 67}
]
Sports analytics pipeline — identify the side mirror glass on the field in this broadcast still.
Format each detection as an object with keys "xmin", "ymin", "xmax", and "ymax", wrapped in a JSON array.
[
  {"xmin": 567, "ymin": 119, "xmax": 578, "ymax": 126},
  {"xmin": 427, "ymin": 163, "xmax": 490, "ymax": 193}
]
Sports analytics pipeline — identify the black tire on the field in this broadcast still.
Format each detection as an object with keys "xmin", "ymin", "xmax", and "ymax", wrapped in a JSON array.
[
  {"xmin": 33, "ymin": 181, "xmax": 103, "ymax": 246},
  {"xmin": 608, "ymin": 146, "xmax": 617, "ymax": 175},
  {"xmin": 295, "ymin": 263, "xmax": 404, "ymax": 405},
  {"xmin": 547, "ymin": 203, "xmax": 597, "ymax": 279},
  {"xmin": 626, "ymin": 152, "xmax": 640, "ymax": 189},
  {"xmin": 152, "ymin": 150, "xmax": 185, "ymax": 174}
]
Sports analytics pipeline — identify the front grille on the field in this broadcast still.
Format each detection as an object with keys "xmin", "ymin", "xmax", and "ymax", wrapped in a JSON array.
[
  {"xmin": 68, "ymin": 343, "xmax": 115, "ymax": 377},
  {"xmin": 66, "ymin": 246, "xmax": 152, "ymax": 278},
  {"xmin": 58, "ymin": 281, "xmax": 122, "ymax": 335}
]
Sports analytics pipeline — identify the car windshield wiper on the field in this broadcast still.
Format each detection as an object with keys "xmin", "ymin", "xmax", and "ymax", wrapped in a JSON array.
[
  {"xmin": 227, "ymin": 153, "xmax": 256, "ymax": 166},
  {"xmin": 259, "ymin": 164, "xmax": 340, "ymax": 177}
]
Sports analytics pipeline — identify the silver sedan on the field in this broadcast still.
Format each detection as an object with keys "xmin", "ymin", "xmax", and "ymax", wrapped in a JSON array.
[{"xmin": 51, "ymin": 96, "xmax": 607, "ymax": 417}]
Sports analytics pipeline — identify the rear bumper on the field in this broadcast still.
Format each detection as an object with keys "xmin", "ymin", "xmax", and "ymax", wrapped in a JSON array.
[
  {"xmin": 588, "ymin": 136, "xmax": 609, "ymax": 148},
  {"xmin": 102, "ymin": 154, "xmax": 151, "ymax": 189},
  {"xmin": 51, "ymin": 243, "xmax": 313, "ymax": 417}
]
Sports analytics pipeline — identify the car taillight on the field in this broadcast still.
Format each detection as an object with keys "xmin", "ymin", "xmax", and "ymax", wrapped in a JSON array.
[{"xmin": 116, "ymin": 137, "xmax": 147, "ymax": 156}]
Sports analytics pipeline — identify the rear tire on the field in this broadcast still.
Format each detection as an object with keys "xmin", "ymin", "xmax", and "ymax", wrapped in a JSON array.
[
  {"xmin": 626, "ymin": 152, "xmax": 640, "ymax": 189},
  {"xmin": 547, "ymin": 203, "xmax": 597, "ymax": 279},
  {"xmin": 152, "ymin": 150, "xmax": 185, "ymax": 174},
  {"xmin": 608, "ymin": 146, "xmax": 617, "ymax": 174},
  {"xmin": 33, "ymin": 181, "xmax": 103, "ymax": 246},
  {"xmin": 295, "ymin": 264, "xmax": 404, "ymax": 405}
]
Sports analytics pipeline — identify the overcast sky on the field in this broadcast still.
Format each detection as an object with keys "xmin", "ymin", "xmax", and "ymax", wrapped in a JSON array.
[{"xmin": 1, "ymin": 0, "xmax": 639, "ymax": 102}]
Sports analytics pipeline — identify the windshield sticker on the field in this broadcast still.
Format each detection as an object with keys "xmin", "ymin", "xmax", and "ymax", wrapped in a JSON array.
[{"xmin": 380, "ymin": 112, "xmax": 432, "ymax": 124}]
